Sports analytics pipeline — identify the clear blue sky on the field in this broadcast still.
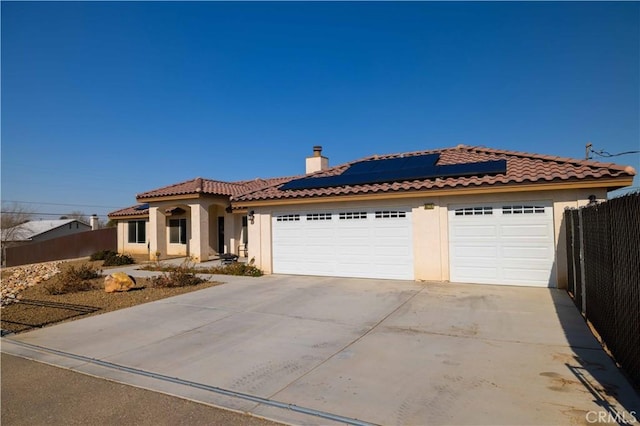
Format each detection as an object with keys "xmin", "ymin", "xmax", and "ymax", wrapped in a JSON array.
[{"xmin": 2, "ymin": 1, "xmax": 639, "ymax": 220}]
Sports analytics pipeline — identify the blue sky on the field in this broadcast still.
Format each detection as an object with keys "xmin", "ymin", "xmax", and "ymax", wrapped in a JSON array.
[{"xmin": 2, "ymin": 1, "xmax": 639, "ymax": 220}]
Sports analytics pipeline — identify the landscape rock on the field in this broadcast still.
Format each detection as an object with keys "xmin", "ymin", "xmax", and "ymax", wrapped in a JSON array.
[
  {"xmin": 104, "ymin": 272, "xmax": 137, "ymax": 293},
  {"xmin": 1, "ymin": 261, "xmax": 62, "ymax": 307}
]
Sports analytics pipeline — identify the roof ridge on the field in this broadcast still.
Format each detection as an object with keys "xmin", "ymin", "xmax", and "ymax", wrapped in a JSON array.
[{"xmin": 231, "ymin": 175, "xmax": 302, "ymax": 200}]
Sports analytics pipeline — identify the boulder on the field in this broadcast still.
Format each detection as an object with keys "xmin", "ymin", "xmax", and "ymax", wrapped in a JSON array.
[{"xmin": 104, "ymin": 272, "xmax": 137, "ymax": 293}]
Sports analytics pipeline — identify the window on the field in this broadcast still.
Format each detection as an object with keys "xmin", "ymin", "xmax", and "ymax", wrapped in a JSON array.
[
  {"xmin": 307, "ymin": 213, "xmax": 332, "ymax": 221},
  {"xmin": 128, "ymin": 220, "xmax": 146, "ymax": 244},
  {"xmin": 502, "ymin": 205, "xmax": 545, "ymax": 215},
  {"xmin": 276, "ymin": 214, "xmax": 300, "ymax": 222},
  {"xmin": 339, "ymin": 212, "xmax": 367, "ymax": 220},
  {"xmin": 454, "ymin": 207, "xmax": 493, "ymax": 216},
  {"xmin": 375, "ymin": 210, "xmax": 407, "ymax": 219},
  {"xmin": 169, "ymin": 218, "xmax": 187, "ymax": 244}
]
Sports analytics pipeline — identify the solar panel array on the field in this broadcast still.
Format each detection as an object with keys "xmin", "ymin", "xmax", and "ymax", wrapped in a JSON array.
[{"xmin": 280, "ymin": 153, "xmax": 507, "ymax": 191}]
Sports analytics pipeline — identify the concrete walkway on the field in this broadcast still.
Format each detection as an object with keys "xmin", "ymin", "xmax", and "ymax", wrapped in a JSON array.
[{"xmin": 3, "ymin": 275, "xmax": 639, "ymax": 425}]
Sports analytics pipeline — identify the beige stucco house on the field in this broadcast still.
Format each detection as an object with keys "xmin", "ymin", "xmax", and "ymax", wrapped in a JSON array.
[{"xmin": 109, "ymin": 145, "xmax": 635, "ymax": 288}]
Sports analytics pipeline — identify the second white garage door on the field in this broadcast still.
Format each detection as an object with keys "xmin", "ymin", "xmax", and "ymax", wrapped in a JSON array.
[
  {"xmin": 449, "ymin": 202, "xmax": 556, "ymax": 287},
  {"xmin": 272, "ymin": 208, "xmax": 414, "ymax": 280}
]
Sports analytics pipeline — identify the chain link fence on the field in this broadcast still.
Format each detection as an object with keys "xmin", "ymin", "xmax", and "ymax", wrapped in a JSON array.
[{"xmin": 564, "ymin": 191, "xmax": 639, "ymax": 388}]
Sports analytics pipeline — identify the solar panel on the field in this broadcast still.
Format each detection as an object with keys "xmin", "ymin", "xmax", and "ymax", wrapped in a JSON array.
[
  {"xmin": 279, "ymin": 154, "xmax": 507, "ymax": 191},
  {"xmin": 135, "ymin": 203, "xmax": 150, "ymax": 210},
  {"xmin": 344, "ymin": 153, "xmax": 440, "ymax": 175}
]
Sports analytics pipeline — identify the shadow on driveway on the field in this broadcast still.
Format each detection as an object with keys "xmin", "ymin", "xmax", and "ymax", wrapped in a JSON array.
[{"xmin": 550, "ymin": 290, "xmax": 639, "ymax": 423}]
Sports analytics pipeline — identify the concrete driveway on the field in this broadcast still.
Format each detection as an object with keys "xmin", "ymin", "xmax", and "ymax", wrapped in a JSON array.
[{"xmin": 3, "ymin": 275, "xmax": 639, "ymax": 425}]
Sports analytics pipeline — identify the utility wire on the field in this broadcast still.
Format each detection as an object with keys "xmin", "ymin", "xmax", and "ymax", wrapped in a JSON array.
[
  {"xmin": 0, "ymin": 211, "xmax": 110, "ymax": 218},
  {"xmin": 586, "ymin": 145, "xmax": 640, "ymax": 160},
  {"xmin": 0, "ymin": 200, "xmax": 122, "ymax": 209}
]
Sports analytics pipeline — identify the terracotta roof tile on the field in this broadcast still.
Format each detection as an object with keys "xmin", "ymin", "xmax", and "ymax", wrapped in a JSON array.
[
  {"xmin": 233, "ymin": 145, "xmax": 636, "ymax": 203},
  {"xmin": 110, "ymin": 145, "xmax": 635, "ymax": 216},
  {"xmin": 108, "ymin": 204, "xmax": 149, "ymax": 218}
]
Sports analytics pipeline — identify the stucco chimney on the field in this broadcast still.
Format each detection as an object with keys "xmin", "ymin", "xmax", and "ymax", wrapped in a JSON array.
[
  {"xmin": 90, "ymin": 214, "xmax": 99, "ymax": 230},
  {"xmin": 305, "ymin": 145, "xmax": 329, "ymax": 174}
]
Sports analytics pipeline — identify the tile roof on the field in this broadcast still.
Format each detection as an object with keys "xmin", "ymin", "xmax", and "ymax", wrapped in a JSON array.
[
  {"xmin": 109, "ymin": 176, "xmax": 295, "ymax": 217},
  {"xmin": 232, "ymin": 145, "xmax": 636, "ymax": 203},
  {"xmin": 135, "ymin": 176, "xmax": 296, "ymax": 200},
  {"xmin": 109, "ymin": 145, "xmax": 635, "ymax": 217},
  {"xmin": 108, "ymin": 204, "xmax": 150, "ymax": 218}
]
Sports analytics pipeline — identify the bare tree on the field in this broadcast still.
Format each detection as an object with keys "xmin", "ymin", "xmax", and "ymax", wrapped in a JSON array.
[
  {"xmin": 64, "ymin": 210, "xmax": 89, "ymax": 224},
  {"xmin": 1, "ymin": 202, "xmax": 35, "ymax": 265},
  {"xmin": 1, "ymin": 202, "xmax": 34, "ymax": 240}
]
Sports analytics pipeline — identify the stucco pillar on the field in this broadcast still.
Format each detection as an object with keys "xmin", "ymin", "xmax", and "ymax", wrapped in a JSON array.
[
  {"xmin": 149, "ymin": 207, "xmax": 167, "ymax": 261},
  {"xmin": 189, "ymin": 202, "xmax": 209, "ymax": 262}
]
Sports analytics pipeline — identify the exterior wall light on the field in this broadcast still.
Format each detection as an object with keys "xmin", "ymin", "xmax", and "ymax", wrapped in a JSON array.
[{"xmin": 248, "ymin": 210, "xmax": 255, "ymax": 224}]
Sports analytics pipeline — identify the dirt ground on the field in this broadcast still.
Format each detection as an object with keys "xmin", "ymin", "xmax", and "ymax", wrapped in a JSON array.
[{"xmin": 1, "ymin": 260, "xmax": 220, "ymax": 335}]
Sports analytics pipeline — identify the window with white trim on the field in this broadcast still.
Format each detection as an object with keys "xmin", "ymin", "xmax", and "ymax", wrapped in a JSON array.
[
  {"xmin": 276, "ymin": 214, "xmax": 300, "ymax": 222},
  {"xmin": 502, "ymin": 205, "xmax": 545, "ymax": 214},
  {"xmin": 339, "ymin": 212, "xmax": 367, "ymax": 220},
  {"xmin": 307, "ymin": 213, "xmax": 332, "ymax": 221},
  {"xmin": 128, "ymin": 220, "xmax": 146, "ymax": 244},
  {"xmin": 454, "ymin": 207, "xmax": 493, "ymax": 216},
  {"xmin": 375, "ymin": 210, "xmax": 407, "ymax": 219}
]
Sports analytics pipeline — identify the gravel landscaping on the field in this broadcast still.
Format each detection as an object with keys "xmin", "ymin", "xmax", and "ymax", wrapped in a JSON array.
[{"xmin": 1, "ymin": 260, "xmax": 220, "ymax": 335}]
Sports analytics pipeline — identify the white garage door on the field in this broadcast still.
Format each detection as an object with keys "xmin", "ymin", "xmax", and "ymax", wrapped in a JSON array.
[
  {"xmin": 449, "ymin": 202, "xmax": 555, "ymax": 287},
  {"xmin": 272, "ymin": 208, "xmax": 414, "ymax": 280}
]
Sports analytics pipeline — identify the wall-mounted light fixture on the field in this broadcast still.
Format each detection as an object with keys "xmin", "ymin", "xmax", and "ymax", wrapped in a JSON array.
[{"xmin": 248, "ymin": 210, "xmax": 255, "ymax": 224}]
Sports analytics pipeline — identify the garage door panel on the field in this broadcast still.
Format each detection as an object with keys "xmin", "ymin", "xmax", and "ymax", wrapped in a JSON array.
[
  {"xmin": 449, "ymin": 201, "xmax": 555, "ymax": 287},
  {"xmin": 451, "ymin": 244, "xmax": 499, "ymax": 259},
  {"xmin": 450, "ymin": 225, "xmax": 498, "ymax": 239},
  {"xmin": 500, "ymin": 246, "xmax": 553, "ymax": 260},
  {"xmin": 502, "ymin": 268, "xmax": 552, "ymax": 282},
  {"xmin": 273, "ymin": 208, "xmax": 413, "ymax": 280},
  {"xmin": 500, "ymin": 224, "xmax": 552, "ymax": 238},
  {"xmin": 453, "ymin": 266, "xmax": 500, "ymax": 280}
]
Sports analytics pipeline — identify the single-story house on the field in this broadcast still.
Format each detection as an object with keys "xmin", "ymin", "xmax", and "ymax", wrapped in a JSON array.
[
  {"xmin": 1, "ymin": 219, "xmax": 91, "ymax": 246},
  {"xmin": 108, "ymin": 144, "xmax": 635, "ymax": 288}
]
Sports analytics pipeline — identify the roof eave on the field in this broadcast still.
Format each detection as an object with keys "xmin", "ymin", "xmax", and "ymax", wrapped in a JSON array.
[{"xmin": 231, "ymin": 177, "xmax": 635, "ymax": 208}]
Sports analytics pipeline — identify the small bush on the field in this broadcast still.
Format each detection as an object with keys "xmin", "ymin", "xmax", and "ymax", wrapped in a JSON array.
[
  {"xmin": 206, "ymin": 263, "xmax": 263, "ymax": 277},
  {"xmin": 44, "ymin": 264, "xmax": 101, "ymax": 295},
  {"xmin": 150, "ymin": 265, "xmax": 205, "ymax": 288},
  {"xmin": 103, "ymin": 253, "xmax": 135, "ymax": 266},
  {"xmin": 90, "ymin": 250, "xmax": 118, "ymax": 261}
]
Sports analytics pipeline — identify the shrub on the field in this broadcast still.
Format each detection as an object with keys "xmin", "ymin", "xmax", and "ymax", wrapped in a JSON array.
[
  {"xmin": 140, "ymin": 260, "xmax": 264, "ymax": 277},
  {"xmin": 90, "ymin": 250, "xmax": 118, "ymax": 261},
  {"xmin": 44, "ymin": 264, "xmax": 101, "ymax": 295},
  {"xmin": 206, "ymin": 263, "xmax": 263, "ymax": 277},
  {"xmin": 150, "ymin": 265, "xmax": 206, "ymax": 288},
  {"xmin": 102, "ymin": 253, "xmax": 135, "ymax": 266}
]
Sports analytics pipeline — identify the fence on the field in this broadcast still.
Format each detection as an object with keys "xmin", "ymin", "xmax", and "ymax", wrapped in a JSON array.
[
  {"xmin": 4, "ymin": 227, "xmax": 116, "ymax": 267},
  {"xmin": 564, "ymin": 191, "xmax": 639, "ymax": 388}
]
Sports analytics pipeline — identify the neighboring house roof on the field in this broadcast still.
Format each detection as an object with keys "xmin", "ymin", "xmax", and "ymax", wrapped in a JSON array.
[
  {"xmin": 1, "ymin": 219, "xmax": 89, "ymax": 242},
  {"xmin": 109, "ymin": 145, "xmax": 636, "ymax": 218},
  {"xmin": 233, "ymin": 145, "xmax": 636, "ymax": 203}
]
